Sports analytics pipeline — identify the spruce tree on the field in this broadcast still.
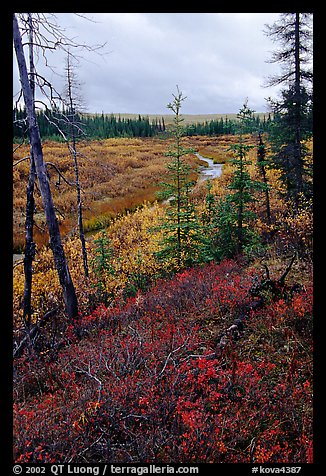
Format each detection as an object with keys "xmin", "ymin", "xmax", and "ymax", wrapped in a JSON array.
[
  {"xmin": 155, "ymin": 87, "xmax": 203, "ymax": 271},
  {"xmin": 91, "ymin": 231, "xmax": 115, "ymax": 305},
  {"xmin": 200, "ymin": 180, "xmax": 221, "ymax": 261},
  {"xmin": 214, "ymin": 101, "xmax": 263, "ymax": 258},
  {"xmin": 264, "ymin": 13, "xmax": 313, "ymax": 208}
]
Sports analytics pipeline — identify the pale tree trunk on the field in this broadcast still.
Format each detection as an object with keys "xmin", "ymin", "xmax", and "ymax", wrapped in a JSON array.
[
  {"xmin": 66, "ymin": 52, "xmax": 89, "ymax": 277},
  {"xmin": 13, "ymin": 13, "xmax": 78, "ymax": 319},
  {"xmin": 72, "ymin": 135, "xmax": 89, "ymax": 278}
]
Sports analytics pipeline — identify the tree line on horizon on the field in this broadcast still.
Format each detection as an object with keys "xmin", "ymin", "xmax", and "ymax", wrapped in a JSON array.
[
  {"xmin": 184, "ymin": 113, "xmax": 274, "ymax": 136},
  {"xmin": 13, "ymin": 107, "xmax": 166, "ymax": 140},
  {"xmin": 13, "ymin": 105, "xmax": 276, "ymax": 141}
]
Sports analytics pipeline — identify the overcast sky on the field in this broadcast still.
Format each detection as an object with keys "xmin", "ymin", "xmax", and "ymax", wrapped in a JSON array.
[{"xmin": 13, "ymin": 12, "xmax": 286, "ymax": 115}]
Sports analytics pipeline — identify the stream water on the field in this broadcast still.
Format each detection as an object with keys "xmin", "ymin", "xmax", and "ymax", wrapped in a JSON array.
[
  {"xmin": 13, "ymin": 153, "xmax": 224, "ymax": 262},
  {"xmin": 195, "ymin": 152, "xmax": 223, "ymax": 181}
]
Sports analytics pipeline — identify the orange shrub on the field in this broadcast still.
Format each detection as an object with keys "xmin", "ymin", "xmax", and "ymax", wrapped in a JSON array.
[{"xmin": 13, "ymin": 137, "xmax": 202, "ymax": 250}]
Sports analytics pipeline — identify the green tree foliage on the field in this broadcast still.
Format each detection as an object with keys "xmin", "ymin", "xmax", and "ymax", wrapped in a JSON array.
[
  {"xmin": 123, "ymin": 251, "xmax": 149, "ymax": 299},
  {"xmin": 264, "ymin": 13, "xmax": 313, "ymax": 207},
  {"xmin": 13, "ymin": 107, "xmax": 165, "ymax": 141},
  {"xmin": 205, "ymin": 102, "xmax": 264, "ymax": 259},
  {"xmin": 14, "ymin": 105, "xmax": 274, "ymax": 141},
  {"xmin": 184, "ymin": 113, "xmax": 273, "ymax": 136},
  {"xmin": 91, "ymin": 231, "xmax": 115, "ymax": 304},
  {"xmin": 224, "ymin": 142, "xmax": 262, "ymax": 256},
  {"xmin": 155, "ymin": 88, "xmax": 204, "ymax": 271},
  {"xmin": 199, "ymin": 181, "xmax": 223, "ymax": 261},
  {"xmin": 257, "ymin": 132, "xmax": 272, "ymax": 226}
]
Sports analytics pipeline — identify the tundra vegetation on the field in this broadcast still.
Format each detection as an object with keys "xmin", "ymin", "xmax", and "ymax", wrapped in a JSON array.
[{"xmin": 13, "ymin": 13, "xmax": 313, "ymax": 465}]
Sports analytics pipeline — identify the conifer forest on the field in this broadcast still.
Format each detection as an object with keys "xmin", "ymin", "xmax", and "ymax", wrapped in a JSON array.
[{"xmin": 12, "ymin": 13, "xmax": 314, "ymax": 470}]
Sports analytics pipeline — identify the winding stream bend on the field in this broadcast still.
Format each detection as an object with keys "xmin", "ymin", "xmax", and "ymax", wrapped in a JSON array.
[
  {"xmin": 162, "ymin": 152, "xmax": 224, "ymax": 206},
  {"xmin": 195, "ymin": 152, "xmax": 223, "ymax": 181},
  {"xmin": 13, "ymin": 152, "xmax": 224, "ymax": 263}
]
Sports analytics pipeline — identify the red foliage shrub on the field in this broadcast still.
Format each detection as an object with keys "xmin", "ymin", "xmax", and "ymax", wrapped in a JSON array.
[{"xmin": 13, "ymin": 260, "xmax": 313, "ymax": 463}]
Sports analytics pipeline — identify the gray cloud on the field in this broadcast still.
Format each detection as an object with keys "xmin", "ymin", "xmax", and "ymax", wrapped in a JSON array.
[{"xmin": 13, "ymin": 12, "xmax": 284, "ymax": 114}]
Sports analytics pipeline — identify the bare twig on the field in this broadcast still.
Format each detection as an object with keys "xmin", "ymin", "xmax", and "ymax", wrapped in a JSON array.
[
  {"xmin": 13, "ymin": 140, "xmax": 28, "ymax": 154},
  {"xmin": 157, "ymin": 340, "xmax": 190, "ymax": 378},
  {"xmin": 279, "ymin": 254, "xmax": 296, "ymax": 285},
  {"xmin": 75, "ymin": 361, "xmax": 102, "ymax": 403},
  {"xmin": 263, "ymin": 263, "xmax": 270, "ymax": 280},
  {"xmin": 45, "ymin": 162, "xmax": 75, "ymax": 186},
  {"xmin": 13, "ymin": 259, "xmax": 24, "ymax": 269},
  {"xmin": 33, "ymin": 222, "xmax": 46, "ymax": 233},
  {"xmin": 13, "ymin": 156, "xmax": 30, "ymax": 167},
  {"xmin": 54, "ymin": 206, "xmax": 66, "ymax": 220}
]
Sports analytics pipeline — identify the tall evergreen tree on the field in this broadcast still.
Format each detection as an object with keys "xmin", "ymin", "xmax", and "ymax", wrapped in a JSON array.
[
  {"xmin": 155, "ymin": 88, "xmax": 203, "ymax": 271},
  {"xmin": 264, "ymin": 13, "xmax": 313, "ymax": 207},
  {"xmin": 213, "ymin": 102, "xmax": 263, "ymax": 258}
]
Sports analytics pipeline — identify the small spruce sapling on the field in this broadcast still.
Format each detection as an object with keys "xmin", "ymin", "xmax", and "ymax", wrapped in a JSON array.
[
  {"xmin": 91, "ymin": 231, "xmax": 115, "ymax": 305},
  {"xmin": 155, "ymin": 87, "xmax": 203, "ymax": 271},
  {"xmin": 215, "ymin": 101, "xmax": 264, "ymax": 258}
]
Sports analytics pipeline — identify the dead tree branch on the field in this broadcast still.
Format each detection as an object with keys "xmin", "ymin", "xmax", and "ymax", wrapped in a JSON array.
[
  {"xmin": 45, "ymin": 162, "xmax": 75, "ymax": 187},
  {"xmin": 13, "ymin": 156, "xmax": 31, "ymax": 167},
  {"xmin": 279, "ymin": 254, "xmax": 296, "ymax": 285},
  {"xmin": 13, "ymin": 307, "xmax": 59, "ymax": 358}
]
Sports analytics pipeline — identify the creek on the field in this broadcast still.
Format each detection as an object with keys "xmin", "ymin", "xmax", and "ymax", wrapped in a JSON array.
[
  {"xmin": 13, "ymin": 152, "xmax": 224, "ymax": 262},
  {"xmin": 195, "ymin": 152, "xmax": 224, "ymax": 181}
]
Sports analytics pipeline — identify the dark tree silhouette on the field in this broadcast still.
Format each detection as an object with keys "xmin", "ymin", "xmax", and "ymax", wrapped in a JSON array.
[{"xmin": 264, "ymin": 13, "xmax": 313, "ymax": 207}]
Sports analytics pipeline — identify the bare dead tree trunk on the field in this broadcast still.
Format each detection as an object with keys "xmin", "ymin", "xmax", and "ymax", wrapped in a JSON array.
[
  {"xmin": 65, "ymin": 52, "xmax": 89, "ymax": 277},
  {"xmin": 257, "ymin": 132, "xmax": 272, "ymax": 226},
  {"xmin": 13, "ymin": 13, "xmax": 78, "ymax": 319},
  {"xmin": 23, "ymin": 13, "xmax": 37, "ymax": 329},
  {"xmin": 23, "ymin": 154, "xmax": 36, "ymax": 327},
  {"xmin": 72, "ymin": 142, "xmax": 89, "ymax": 278}
]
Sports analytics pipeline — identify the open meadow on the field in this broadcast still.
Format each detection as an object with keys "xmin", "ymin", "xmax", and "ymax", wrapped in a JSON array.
[{"xmin": 13, "ymin": 135, "xmax": 241, "ymax": 251}]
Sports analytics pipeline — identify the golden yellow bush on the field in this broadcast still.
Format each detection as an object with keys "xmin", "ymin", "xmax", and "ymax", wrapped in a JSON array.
[{"xmin": 13, "ymin": 202, "xmax": 165, "ymax": 326}]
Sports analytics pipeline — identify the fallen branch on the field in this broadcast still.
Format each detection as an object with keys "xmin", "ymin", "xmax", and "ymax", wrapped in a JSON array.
[
  {"xmin": 250, "ymin": 254, "xmax": 297, "ymax": 301},
  {"xmin": 13, "ymin": 307, "xmax": 59, "ymax": 358},
  {"xmin": 279, "ymin": 254, "xmax": 296, "ymax": 285},
  {"xmin": 13, "ymin": 259, "xmax": 24, "ymax": 268},
  {"xmin": 215, "ymin": 255, "xmax": 298, "ymax": 355},
  {"xmin": 45, "ymin": 161, "xmax": 75, "ymax": 187},
  {"xmin": 13, "ymin": 156, "xmax": 30, "ymax": 167}
]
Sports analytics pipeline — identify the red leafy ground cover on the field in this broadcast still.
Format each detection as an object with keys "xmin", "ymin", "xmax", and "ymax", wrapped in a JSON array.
[{"xmin": 13, "ymin": 260, "xmax": 313, "ymax": 463}]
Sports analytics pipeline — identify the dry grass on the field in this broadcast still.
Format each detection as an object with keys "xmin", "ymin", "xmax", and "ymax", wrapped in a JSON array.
[
  {"xmin": 13, "ymin": 134, "xmax": 264, "ymax": 251},
  {"xmin": 13, "ymin": 137, "xmax": 206, "ymax": 251}
]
